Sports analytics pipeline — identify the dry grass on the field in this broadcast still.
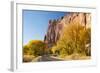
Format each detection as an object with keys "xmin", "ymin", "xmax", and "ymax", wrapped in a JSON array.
[
  {"xmin": 61, "ymin": 54, "xmax": 91, "ymax": 60},
  {"xmin": 23, "ymin": 55, "xmax": 35, "ymax": 62}
]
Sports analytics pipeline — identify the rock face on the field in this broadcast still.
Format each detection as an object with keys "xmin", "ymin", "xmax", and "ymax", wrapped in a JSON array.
[{"xmin": 44, "ymin": 12, "xmax": 91, "ymax": 48}]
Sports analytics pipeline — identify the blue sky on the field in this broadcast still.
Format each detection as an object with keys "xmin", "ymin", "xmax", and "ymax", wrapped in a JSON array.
[{"xmin": 23, "ymin": 10, "xmax": 66, "ymax": 45}]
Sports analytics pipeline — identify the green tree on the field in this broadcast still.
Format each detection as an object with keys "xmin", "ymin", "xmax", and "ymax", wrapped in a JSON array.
[
  {"xmin": 23, "ymin": 45, "xmax": 30, "ymax": 55},
  {"xmin": 27, "ymin": 40, "xmax": 47, "ymax": 57}
]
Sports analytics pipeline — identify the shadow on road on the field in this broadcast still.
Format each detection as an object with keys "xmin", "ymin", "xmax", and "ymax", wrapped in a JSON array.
[{"xmin": 32, "ymin": 55, "xmax": 63, "ymax": 62}]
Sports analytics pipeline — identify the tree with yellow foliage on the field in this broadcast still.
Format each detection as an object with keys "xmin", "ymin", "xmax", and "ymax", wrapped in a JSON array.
[{"xmin": 52, "ymin": 22, "xmax": 91, "ymax": 58}]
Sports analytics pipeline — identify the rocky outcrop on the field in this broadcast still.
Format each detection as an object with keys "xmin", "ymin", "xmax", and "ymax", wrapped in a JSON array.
[{"xmin": 44, "ymin": 12, "xmax": 91, "ymax": 48}]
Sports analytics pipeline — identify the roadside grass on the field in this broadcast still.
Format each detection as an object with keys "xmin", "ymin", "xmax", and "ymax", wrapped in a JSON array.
[
  {"xmin": 23, "ymin": 55, "xmax": 35, "ymax": 62},
  {"xmin": 60, "ymin": 53, "xmax": 91, "ymax": 60}
]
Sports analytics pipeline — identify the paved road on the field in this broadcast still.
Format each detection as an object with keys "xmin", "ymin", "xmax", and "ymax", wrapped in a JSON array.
[{"xmin": 32, "ymin": 55, "xmax": 63, "ymax": 62}]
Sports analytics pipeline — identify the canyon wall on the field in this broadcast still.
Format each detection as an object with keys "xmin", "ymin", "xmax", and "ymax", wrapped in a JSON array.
[{"xmin": 44, "ymin": 12, "xmax": 91, "ymax": 48}]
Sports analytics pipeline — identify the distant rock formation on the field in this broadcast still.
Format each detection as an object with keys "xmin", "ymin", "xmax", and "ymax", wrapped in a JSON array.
[{"xmin": 44, "ymin": 12, "xmax": 91, "ymax": 48}]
